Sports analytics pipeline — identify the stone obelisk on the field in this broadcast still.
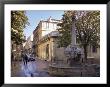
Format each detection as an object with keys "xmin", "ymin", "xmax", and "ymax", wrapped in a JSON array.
[{"xmin": 71, "ymin": 15, "xmax": 76, "ymax": 46}]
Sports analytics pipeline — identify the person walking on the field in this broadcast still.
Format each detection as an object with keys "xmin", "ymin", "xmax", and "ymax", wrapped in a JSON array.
[{"xmin": 23, "ymin": 53, "xmax": 28, "ymax": 65}]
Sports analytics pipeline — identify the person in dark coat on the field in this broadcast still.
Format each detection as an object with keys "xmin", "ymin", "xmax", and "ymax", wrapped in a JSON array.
[{"xmin": 23, "ymin": 54, "xmax": 28, "ymax": 65}]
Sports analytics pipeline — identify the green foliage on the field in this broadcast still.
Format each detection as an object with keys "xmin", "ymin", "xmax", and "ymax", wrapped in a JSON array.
[
  {"xmin": 11, "ymin": 11, "xmax": 29, "ymax": 45},
  {"xmin": 57, "ymin": 11, "xmax": 73, "ymax": 47},
  {"xmin": 75, "ymin": 11, "xmax": 100, "ymax": 48}
]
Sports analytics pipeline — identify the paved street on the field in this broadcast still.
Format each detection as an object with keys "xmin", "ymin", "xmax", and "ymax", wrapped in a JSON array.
[
  {"xmin": 11, "ymin": 57, "xmax": 100, "ymax": 77},
  {"xmin": 11, "ymin": 58, "xmax": 50, "ymax": 77}
]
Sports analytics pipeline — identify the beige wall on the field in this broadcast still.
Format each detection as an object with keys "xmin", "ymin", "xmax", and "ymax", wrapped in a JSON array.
[
  {"xmin": 55, "ymin": 47, "xmax": 67, "ymax": 61},
  {"xmin": 37, "ymin": 38, "xmax": 54, "ymax": 61},
  {"xmin": 37, "ymin": 37, "xmax": 68, "ymax": 62}
]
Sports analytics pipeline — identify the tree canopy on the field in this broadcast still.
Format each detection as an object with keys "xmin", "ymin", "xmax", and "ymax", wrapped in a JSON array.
[
  {"xmin": 75, "ymin": 11, "xmax": 100, "ymax": 47},
  {"xmin": 11, "ymin": 11, "xmax": 29, "ymax": 45},
  {"xmin": 57, "ymin": 11, "xmax": 74, "ymax": 47}
]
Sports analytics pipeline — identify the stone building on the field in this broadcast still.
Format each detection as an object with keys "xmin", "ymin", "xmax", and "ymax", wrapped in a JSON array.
[{"xmin": 33, "ymin": 17, "xmax": 63, "ymax": 61}]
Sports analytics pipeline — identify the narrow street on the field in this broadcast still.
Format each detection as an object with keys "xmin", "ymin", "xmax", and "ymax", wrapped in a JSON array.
[{"xmin": 11, "ymin": 58, "xmax": 50, "ymax": 77}]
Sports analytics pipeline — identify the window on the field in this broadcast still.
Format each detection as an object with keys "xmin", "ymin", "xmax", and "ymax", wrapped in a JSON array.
[
  {"xmin": 48, "ymin": 23, "xmax": 49, "ymax": 28},
  {"xmin": 49, "ymin": 23, "xmax": 53, "ymax": 29},
  {"xmin": 43, "ymin": 22, "xmax": 46, "ymax": 29},
  {"xmin": 92, "ymin": 46, "xmax": 97, "ymax": 53},
  {"xmin": 46, "ymin": 22, "xmax": 49, "ymax": 29},
  {"xmin": 46, "ymin": 44, "xmax": 49, "ymax": 59},
  {"xmin": 53, "ymin": 24, "xmax": 54, "ymax": 29},
  {"xmin": 53, "ymin": 23, "xmax": 56, "ymax": 29},
  {"xmin": 53, "ymin": 24, "xmax": 56, "ymax": 29}
]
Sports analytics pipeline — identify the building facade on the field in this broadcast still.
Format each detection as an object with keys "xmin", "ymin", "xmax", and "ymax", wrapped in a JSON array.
[{"xmin": 33, "ymin": 17, "xmax": 62, "ymax": 60}]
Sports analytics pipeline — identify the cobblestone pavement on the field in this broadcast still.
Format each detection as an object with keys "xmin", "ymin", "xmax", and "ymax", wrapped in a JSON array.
[
  {"xmin": 11, "ymin": 58, "xmax": 50, "ymax": 77},
  {"xmin": 11, "ymin": 58, "xmax": 100, "ymax": 77}
]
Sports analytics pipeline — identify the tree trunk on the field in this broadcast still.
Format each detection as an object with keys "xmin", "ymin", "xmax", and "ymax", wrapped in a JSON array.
[{"xmin": 83, "ymin": 45, "xmax": 88, "ymax": 63}]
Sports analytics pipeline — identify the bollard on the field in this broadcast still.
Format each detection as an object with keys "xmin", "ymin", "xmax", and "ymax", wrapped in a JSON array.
[{"xmin": 31, "ymin": 73, "xmax": 34, "ymax": 77}]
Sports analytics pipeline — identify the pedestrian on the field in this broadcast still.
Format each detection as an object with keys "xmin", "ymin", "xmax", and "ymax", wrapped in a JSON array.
[
  {"xmin": 23, "ymin": 53, "xmax": 28, "ymax": 65},
  {"xmin": 22, "ymin": 53, "xmax": 25, "ymax": 65}
]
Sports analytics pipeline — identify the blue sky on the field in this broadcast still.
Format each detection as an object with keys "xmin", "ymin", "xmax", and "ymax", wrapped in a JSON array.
[{"xmin": 24, "ymin": 10, "xmax": 64, "ymax": 39}]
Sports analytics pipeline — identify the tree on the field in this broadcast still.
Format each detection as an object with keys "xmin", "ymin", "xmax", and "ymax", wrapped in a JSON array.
[
  {"xmin": 75, "ymin": 11, "xmax": 100, "ymax": 62},
  {"xmin": 11, "ymin": 11, "xmax": 29, "ymax": 45},
  {"xmin": 57, "ymin": 11, "xmax": 73, "ymax": 47},
  {"xmin": 57, "ymin": 11, "xmax": 100, "ymax": 62}
]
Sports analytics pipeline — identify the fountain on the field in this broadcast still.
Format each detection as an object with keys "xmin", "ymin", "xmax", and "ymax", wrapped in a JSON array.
[
  {"xmin": 48, "ymin": 14, "xmax": 84, "ymax": 76},
  {"xmin": 64, "ymin": 14, "xmax": 84, "ymax": 67}
]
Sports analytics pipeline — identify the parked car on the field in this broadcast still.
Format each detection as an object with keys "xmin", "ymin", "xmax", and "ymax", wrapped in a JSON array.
[{"xmin": 28, "ymin": 57, "xmax": 35, "ymax": 61}]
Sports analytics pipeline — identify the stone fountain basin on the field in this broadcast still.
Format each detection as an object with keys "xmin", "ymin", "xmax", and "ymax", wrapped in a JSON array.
[{"xmin": 48, "ymin": 64, "xmax": 82, "ymax": 76}]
